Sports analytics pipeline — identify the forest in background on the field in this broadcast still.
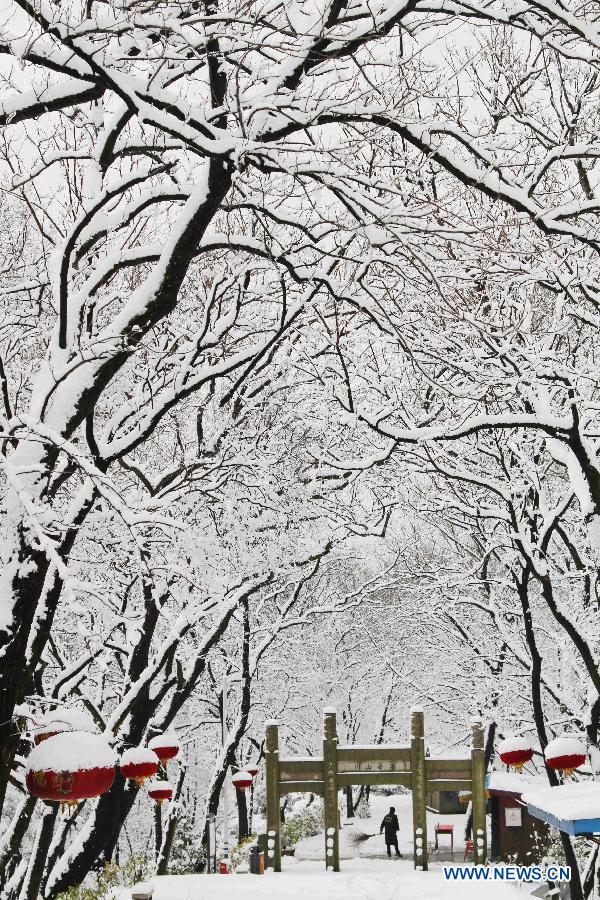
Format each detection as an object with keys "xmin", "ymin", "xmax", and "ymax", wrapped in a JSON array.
[{"xmin": 0, "ymin": 0, "xmax": 600, "ymax": 896}]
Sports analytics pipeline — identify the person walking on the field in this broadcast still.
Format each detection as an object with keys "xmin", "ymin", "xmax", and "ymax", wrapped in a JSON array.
[{"xmin": 380, "ymin": 806, "xmax": 401, "ymax": 857}]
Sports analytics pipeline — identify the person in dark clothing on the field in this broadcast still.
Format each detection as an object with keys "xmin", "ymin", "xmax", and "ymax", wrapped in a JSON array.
[{"xmin": 380, "ymin": 806, "xmax": 401, "ymax": 857}]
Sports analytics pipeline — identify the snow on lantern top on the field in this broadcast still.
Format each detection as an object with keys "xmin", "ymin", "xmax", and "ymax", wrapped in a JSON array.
[
  {"xmin": 148, "ymin": 732, "xmax": 180, "ymax": 763},
  {"xmin": 33, "ymin": 707, "xmax": 97, "ymax": 744},
  {"xmin": 147, "ymin": 779, "xmax": 174, "ymax": 804},
  {"xmin": 544, "ymin": 736, "xmax": 587, "ymax": 774},
  {"xmin": 232, "ymin": 770, "xmax": 253, "ymax": 790},
  {"xmin": 26, "ymin": 731, "xmax": 116, "ymax": 773},
  {"xmin": 498, "ymin": 736, "xmax": 535, "ymax": 769},
  {"xmin": 121, "ymin": 747, "xmax": 159, "ymax": 766},
  {"xmin": 120, "ymin": 747, "xmax": 160, "ymax": 785}
]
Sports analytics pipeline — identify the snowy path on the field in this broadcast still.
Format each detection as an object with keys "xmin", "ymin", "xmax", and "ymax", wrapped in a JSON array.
[
  {"xmin": 295, "ymin": 791, "xmax": 471, "ymax": 860},
  {"xmin": 121, "ymin": 792, "xmax": 525, "ymax": 899},
  {"xmin": 145, "ymin": 859, "xmax": 523, "ymax": 900}
]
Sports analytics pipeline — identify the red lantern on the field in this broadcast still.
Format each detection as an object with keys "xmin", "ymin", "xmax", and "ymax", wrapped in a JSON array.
[
  {"xmin": 34, "ymin": 731, "xmax": 59, "ymax": 746},
  {"xmin": 245, "ymin": 765, "xmax": 260, "ymax": 778},
  {"xmin": 26, "ymin": 732, "xmax": 115, "ymax": 807},
  {"xmin": 33, "ymin": 708, "xmax": 97, "ymax": 745},
  {"xmin": 148, "ymin": 779, "xmax": 173, "ymax": 804},
  {"xmin": 232, "ymin": 770, "xmax": 253, "ymax": 791},
  {"xmin": 498, "ymin": 736, "xmax": 535, "ymax": 770},
  {"xmin": 120, "ymin": 747, "xmax": 159, "ymax": 785},
  {"xmin": 148, "ymin": 732, "xmax": 180, "ymax": 765},
  {"xmin": 545, "ymin": 736, "xmax": 587, "ymax": 775}
]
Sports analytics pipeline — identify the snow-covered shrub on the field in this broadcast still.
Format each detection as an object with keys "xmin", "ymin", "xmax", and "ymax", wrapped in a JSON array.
[
  {"xmin": 281, "ymin": 800, "xmax": 324, "ymax": 847},
  {"xmin": 56, "ymin": 856, "xmax": 148, "ymax": 900},
  {"xmin": 167, "ymin": 813, "xmax": 201, "ymax": 875},
  {"xmin": 230, "ymin": 835, "xmax": 257, "ymax": 871},
  {"xmin": 542, "ymin": 829, "xmax": 590, "ymax": 872},
  {"xmin": 356, "ymin": 794, "xmax": 371, "ymax": 819}
]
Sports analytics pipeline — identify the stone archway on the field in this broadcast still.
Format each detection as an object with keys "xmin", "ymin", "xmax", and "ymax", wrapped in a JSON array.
[{"xmin": 264, "ymin": 707, "xmax": 487, "ymax": 871}]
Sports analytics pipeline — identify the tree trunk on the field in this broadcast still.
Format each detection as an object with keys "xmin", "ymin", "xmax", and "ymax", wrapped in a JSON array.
[
  {"xmin": 236, "ymin": 785, "xmax": 249, "ymax": 841},
  {"xmin": 156, "ymin": 813, "xmax": 176, "ymax": 876},
  {"xmin": 154, "ymin": 805, "xmax": 163, "ymax": 864},
  {"xmin": 0, "ymin": 484, "xmax": 95, "ymax": 820},
  {"xmin": 0, "ymin": 541, "xmax": 49, "ymax": 817},
  {"xmin": 41, "ymin": 806, "xmax": 81, "ymax": 896},
  {"xmin": 156, "ymin": 765, "xmax": 186, "ymax": 876},
  {"xmin": 583, "ymin": 844, "xmax": 598, "ymax": 899},
  {"xmin": 45, "ymin": 775, "xmax": 140, "ymax": 897},
  {"xmin": 517, "ymin": 567, "xmax": 585, "ymax": 900},
  {"xmin": 0, "ymin": 795, "xmax": 37, "ymax": 893},
  {"xmin": 17, "ymin": 802, "xmax": 58, "ymax": 900}
]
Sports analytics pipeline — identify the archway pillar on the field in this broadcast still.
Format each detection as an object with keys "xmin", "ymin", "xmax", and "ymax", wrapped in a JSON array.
[
  {"xmin": 265, "ymin": 721, "xmax": 282, "ymax": 871},
  {"xmin": 323, "ymin": 708, "xmax": 340, "ymax": 871},
  {"xmin": 471, "ymin": 718, "xmax": 487, "ymax": 863},
  {"xmin": 410, "ymin": 706, "xmax": 428, "ymax": 870}
]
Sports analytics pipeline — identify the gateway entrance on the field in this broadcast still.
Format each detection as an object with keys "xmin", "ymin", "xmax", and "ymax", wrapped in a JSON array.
[{"xmin": 264, "ymin": 707, "xmax": 487, "ymax": 871}]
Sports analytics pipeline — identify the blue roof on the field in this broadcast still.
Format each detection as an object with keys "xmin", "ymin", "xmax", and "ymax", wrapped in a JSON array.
[{"xmin": 526, "ymin": 803, "xmax": 600, "ymax": 836}]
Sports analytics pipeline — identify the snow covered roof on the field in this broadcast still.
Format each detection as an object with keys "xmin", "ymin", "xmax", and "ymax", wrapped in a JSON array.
[
  {"xmin": 280, "ymin": 756, "xmax": 320, "ymax": 763},
  {"xmin": 26, "ymin": 731, "xmax": 116, "ymax": 772},
  {"xmin": 487, "ymin": 771, "xmax": 546, "ymax": 796},
  {"xmin": 523, "ymin": 783, "xmax": 600, "ymax": 835},
  {"xmin": 337, "ymin": 744, "xmax": 410, "ymax": 751}
]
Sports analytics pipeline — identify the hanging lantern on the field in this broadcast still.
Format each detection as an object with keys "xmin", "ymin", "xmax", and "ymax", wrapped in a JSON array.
[
  {"xmin": 120, "ymin": 747, "xmax": 160, "ymax": 785},
  {"xmin": 148, "ymin": 732, "xmax": 180, "ymax": 766},
  {"xmin": 232, "ymin": 771, "xmax": 253, "ymax": 791},
  {"xmin": 544, "ymin": 736, "xmax": 587, "ymax": 775},
  {"xmin": 148, "ymin": 779, "xmax": 173, "ymax": 805},
  {"xmin": 26, "ymin": 731, "xmax": 115, "ymax": 808},
  {"xmin": 245, "ymin": 765, "xmax": 260, "ymax": 779},
  {"xmin": 33, "ymin": 707, "xmax": 97, "ymax": 745},
  {"xmin": 498, "ymin": 736, "xmax": 535, "ymax": 770}
]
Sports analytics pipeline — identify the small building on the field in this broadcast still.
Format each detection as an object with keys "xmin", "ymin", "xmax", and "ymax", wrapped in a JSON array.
[
  {"xmin": 522, "ymin": 783, "xmax": 600, "ymax": 835},
  {"xmin": 427, "ymin": 789, "xmax": 464, "ymax": 814},
  {"xmin": 487, "ymin": 771, "xmax": 550, "ymax": 864},
  {"xmin": 426, "ymin": 747, "xmax": 474, "ymax": 814}
]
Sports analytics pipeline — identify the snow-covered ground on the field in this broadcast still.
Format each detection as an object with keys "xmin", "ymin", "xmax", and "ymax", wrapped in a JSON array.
[
  {"xmin": 139, "ymin": 859, "xmax": 523, "ymax": 900},
  {"xmin": 295, "ymin": 790, "xmax": 471, "ymax": 860},
  {"xmin": 118, "ymin": 792, "xmax": 525, "ymax": 899}
]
